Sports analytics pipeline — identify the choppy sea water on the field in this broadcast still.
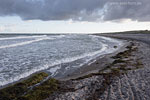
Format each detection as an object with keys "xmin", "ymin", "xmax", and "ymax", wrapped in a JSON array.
[{"xmin": 0, "ymin": 34, "xmax": 123, "ymax": 86}]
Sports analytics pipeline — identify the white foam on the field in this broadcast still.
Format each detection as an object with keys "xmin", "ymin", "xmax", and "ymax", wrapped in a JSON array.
[
  {"xmin": 51, "ymin": 35, "xmax": 66, "ymax": 39},
  {"xmin": 89, "ymin": 35, "xmax": 101, "ymax": 38},
  {"xmin": 0, "ymin": 35, "xmax": 47, "ymax": 41},
  {"xmin": 100, "ymin": 36, "xmax": 123, "ymax": 46},
  {"xmin": 48, "ymin": 45, "xmax": 107, "ymax": 67},
  {"xmin": 0, "ymin": 35, "xmax": 67, "ymax": 49},
  {"xmin": 0, "ymin": 37, "xmax": 50, "ymax": 49},
  {"xmin": 49, "ymin": 66, "xmax": 61, "ymax": 76},
  {"xmin": 100, "ymin": 36, "xmax": 113, "ymax": 41}
]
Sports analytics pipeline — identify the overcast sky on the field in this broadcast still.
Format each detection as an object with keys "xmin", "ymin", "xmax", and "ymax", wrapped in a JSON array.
[{"xmin": 0, "ymin": 0, "xmax": 150, "ymax": 33}]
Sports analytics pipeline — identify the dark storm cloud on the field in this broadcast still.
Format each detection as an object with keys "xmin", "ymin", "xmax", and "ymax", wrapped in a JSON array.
[{"xmin": 0, "ymin": 0, "xmax": 149, "ymax": 21}]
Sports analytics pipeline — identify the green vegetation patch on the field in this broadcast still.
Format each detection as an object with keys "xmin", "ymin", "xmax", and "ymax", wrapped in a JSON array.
[
  {"xmin": 0, "ymin": 72, "xmax": 57, "ymax": 100},
  {"xmin": 112, "ymin": 42, "xmax": 137, "ymax": 60},
  {"xmin": 22, "ymin": 72, "xmax": 49, "ymax": 87},
  {"xmin": 21, "ymin": 78, "xmax": 59, "ymax": 100}
]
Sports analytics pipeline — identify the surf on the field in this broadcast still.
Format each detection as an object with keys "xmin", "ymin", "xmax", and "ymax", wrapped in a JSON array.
[{"xmin": 0, "ymin": 34, "xmax": 124, "ymax": 87}]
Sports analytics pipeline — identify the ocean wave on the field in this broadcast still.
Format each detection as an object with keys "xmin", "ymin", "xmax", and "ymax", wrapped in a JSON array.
[
  {"xmin": 0, "ymin": 37, "xmax": 50, "ymax": 49},
  {"xmin": 0, "ymin": 35, "xmax": 47, "ymax": 41},
  {"xmin": 0, "ymin": 35, "xmax": 66, "ymax": 49},
  {"xmin": 100, "ymin": 36, "xmax": 123, "ymax": 46},
  {"xmin": 0, "ymin": 35, "xmax": 124, "ymax": 87},
  {"xmin": 0, "ymin": 41, "xmax": 108, "ymax": 86},
  {"xmin": 51, "ymin": 35, "xmax": 66, "ymax": 39}
]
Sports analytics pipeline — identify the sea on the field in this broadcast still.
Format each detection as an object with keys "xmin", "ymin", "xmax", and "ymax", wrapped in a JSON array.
[{"xmin": 0, "ymin": 34, "xmax": 123, "ymax": 87}]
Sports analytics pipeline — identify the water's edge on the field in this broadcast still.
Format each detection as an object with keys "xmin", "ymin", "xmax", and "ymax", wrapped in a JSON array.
[{"xmin": 0, "ymin": 35, "xmax": 125, "ymax": 88}]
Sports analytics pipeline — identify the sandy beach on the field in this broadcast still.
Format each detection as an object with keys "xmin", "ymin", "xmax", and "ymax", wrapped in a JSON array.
[{"xmin": 1, "ymin": 33, "xmax": 150, "ymax": 100}]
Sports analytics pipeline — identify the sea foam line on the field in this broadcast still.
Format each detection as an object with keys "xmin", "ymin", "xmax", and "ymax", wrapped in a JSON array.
[
  {"xmin": 0, "ymin": 35, "xmax": 66, "ymax": 49},
  {"xmin": 0, "ymin": 37, "xmax": 50, "ymax": 49},
  {"xmin": 0, "ymin": 35, "xmax": 47, "ymax": 41},
  {"xmin": 0, "ymin": 35, "xmax": 66, "ymax": 41}
]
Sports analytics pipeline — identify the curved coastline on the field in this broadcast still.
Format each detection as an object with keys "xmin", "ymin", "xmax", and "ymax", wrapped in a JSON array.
[
  {"xmin": 0, "ymin": 35, "xmax": 128, "ymax": 100},
  {"xmin": 0, "ymin": 35, "xmax": 124, "ymax": 87}
]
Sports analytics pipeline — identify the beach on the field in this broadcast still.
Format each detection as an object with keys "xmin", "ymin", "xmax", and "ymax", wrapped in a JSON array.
[
  {"xmin": 1, "ymin": 33, "xmax": 150, "ymax": 100},
  {"xmin": 46, "ymin": 33, "xmax": 150, "ymax": 100}
]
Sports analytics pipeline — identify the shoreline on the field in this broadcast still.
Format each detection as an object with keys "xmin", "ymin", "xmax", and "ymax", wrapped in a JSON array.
[
  {"xmin": 60, "ymin": 39, "xmax": 129, "ymax": 81},
  {"xmin": 0, "ymin": 35, "xmax": 125, "ymax": 89},
  {"xmin": 46, "ymin": 39, "xmax": 143, "ymax": 100},
  {"xmin": 1, "ymin": 33, "xmax": 150, "ymax": 100},
  {"xmin": 46, "ymin": 34, "xmax": 150, "ymax": 100},
  {"xmin": 0, "ymin": 70, "xmax": 49, "ymax": 90},
  {"xmin": 0, "ymin": 35, "xmax": 128, "ymax": 100}
]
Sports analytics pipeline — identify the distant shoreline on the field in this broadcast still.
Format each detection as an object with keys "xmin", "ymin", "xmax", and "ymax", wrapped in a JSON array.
[{"xmin": 0, "ymin": 30, "xmax": 150, "ymax": 35}]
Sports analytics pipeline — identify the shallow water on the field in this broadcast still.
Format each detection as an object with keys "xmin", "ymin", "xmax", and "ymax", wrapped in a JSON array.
[{"xmin": 0, "ymin": 34, "xmax": 123, "ymax": 86}]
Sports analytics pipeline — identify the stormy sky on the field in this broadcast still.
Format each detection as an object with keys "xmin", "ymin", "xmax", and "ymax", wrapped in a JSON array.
[
  {"xmin": 0, "ymin": 0, "xmax": 150, "ymax": 33},
  {"xmin": 0, "ymin": 0, "xmax": 148, "ymax": 21}
]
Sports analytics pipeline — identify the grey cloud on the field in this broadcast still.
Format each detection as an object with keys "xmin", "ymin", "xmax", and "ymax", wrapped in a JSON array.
[
  {"xmin": 103, "ymin": 0, "xmax": 150, "ymax": 21},
  {"xmin": 0, "ymin": 0, "xmax": 149, "ymax": 22}
]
